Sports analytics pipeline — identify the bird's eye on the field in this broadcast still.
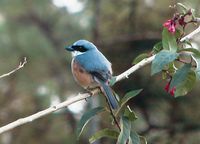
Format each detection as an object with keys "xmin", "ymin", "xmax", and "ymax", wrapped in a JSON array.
[{"xmin": 72, "ymin": 45, "xmax": 87, "ymax": 52}]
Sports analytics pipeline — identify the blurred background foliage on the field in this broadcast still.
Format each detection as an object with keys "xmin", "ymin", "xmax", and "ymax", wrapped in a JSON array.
[{"xmin": 0, "ymin": 0, "xmax": 200, "ymax": 144}]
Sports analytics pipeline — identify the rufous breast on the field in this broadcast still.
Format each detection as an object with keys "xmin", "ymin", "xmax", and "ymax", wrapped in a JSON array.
[{"xmin": 71, "ymin": 58, "xmax": 96, "ymax": 89}]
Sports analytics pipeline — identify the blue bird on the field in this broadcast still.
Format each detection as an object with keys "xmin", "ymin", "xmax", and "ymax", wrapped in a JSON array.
[{"xmin": 65, "ymin": 40, "xmax": 118, "ymax": 109}]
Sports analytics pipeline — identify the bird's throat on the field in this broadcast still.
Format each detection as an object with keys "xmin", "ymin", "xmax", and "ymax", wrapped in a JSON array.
[{"xmin": 72, "ymin": 51, "xmax": 85, "ymax": 57}]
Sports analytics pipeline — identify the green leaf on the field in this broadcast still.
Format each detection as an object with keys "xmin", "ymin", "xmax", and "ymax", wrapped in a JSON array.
[
  {"xmin": 151, "ymin": 50, "xmax": 179, "ymax": 75},
  {"xmin": 77, "ymin": 107, "xmax": 105, "ymax": 138},
  {"xmin": 152, "ymin": 41, "xmax": 163, "ymax": 53},
  {"xmin": 178, "ymin": 48, "xmax": 200, "ymax": 57},
  {"xmin": 129, "ymin": 130, "xmax": 140, "ymax": 144},
  {"xmin": 192, "ymin": 55, "xmax": 200, "ymax": 79},
  {"xmin": 115, "ymin": 89, "xmax": 142, "ymax": 119},
  {"xmin": 121, "ymin": 89, "xmax": 143, "ymax": 106},
  {"xmin": 170, "ymin": 64, "xmax": 191, "ymax": 89},
  {"xmin": 124, "ymin": 106, "xmax": 137, "ymax": 121},
  {"xmin": 175, "ymin": 70, "xmax": 196, "ymax": 97},
  {"xmin": 89, "ymin": 128, "xmax": 119, "ymax": 143},
  {"xmin": 162, "ymin": 28, "xmax": 178, "ymax": 52},
  {"xmin": 132, "ymin": 53, "xmax": 149, "ymax": 65},
  {"xmin": 117, "ymin": 116, "xmax": 131, "ymax": 144},
  {"xmin": 114, "ymin": 106, "xmax": 137, "ymax": 123},
  {"xmin": 184, "ymin": 40, "xmax": 193, "ymax": 47}
]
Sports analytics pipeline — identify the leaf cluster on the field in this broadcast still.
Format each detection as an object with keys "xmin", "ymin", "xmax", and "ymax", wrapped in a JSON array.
[{"xmin": 77, "ymin": 89, "xmax": 145, "ymax": 144}]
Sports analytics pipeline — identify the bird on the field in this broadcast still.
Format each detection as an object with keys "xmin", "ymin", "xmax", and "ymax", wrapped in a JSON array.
[{"xmin": 65, "ymin": 40, "xmax": 118, "ymax": 109}]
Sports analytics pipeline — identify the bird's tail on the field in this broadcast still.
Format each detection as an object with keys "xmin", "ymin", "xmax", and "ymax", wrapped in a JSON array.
[{"xmin": 100, "ymin": 82, "xmax": 118, "ymax": 109}]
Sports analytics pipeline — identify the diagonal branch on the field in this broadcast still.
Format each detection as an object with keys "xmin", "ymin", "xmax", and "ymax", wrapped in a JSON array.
[
  {"xmin": 0, "ymin": 57, "xmax": 27, "ymax": 79},
  {"xmin": 0, "ymin": 89, "xmax": 100, "ymax": 134},
  {"xmin": 195, "ymin": 18, "xmax": 200, "ymax": 23},
  {"xmin": 0, "ymin": 25, "xmax": 200, "ymax": 134},
  {"xmin": 180, "ymin": 26, "xmax": 200, "ymax": 42},
  {"xmin": 115, "ymin": 55, "xmax": 156, "ymax": 82}
]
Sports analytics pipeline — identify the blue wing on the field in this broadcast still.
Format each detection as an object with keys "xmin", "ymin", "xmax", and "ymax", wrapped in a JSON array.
[
  {"xmin": 75, "ymin": 50, "xmax": 112, "ymax": 75},
  {"xmin": 75, "ymin": 50, "xmax": 118, "ymax": 109}
]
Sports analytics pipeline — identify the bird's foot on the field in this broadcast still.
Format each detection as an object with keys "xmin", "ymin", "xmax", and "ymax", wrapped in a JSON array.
[
  {"xmin": 86, "ymin": 87, "xmax": 100, "ymax": 96},
  {"xmin": 85, "ymin": 89, "xmax": 94, "ymax": 96},
  {"xmin": 82, "ymin": 88, "xmax": 94, "ymax": 101}
]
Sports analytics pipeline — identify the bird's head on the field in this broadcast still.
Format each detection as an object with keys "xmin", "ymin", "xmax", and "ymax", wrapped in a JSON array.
[{"xmin": 65, "ymin": 40, "xmax": 97, "ymax": 56}]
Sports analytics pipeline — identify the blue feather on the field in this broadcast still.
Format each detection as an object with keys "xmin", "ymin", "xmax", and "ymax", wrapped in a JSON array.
[{"xmin": 99, "ymin": 81, "xmax": 118, "ymax": 109}]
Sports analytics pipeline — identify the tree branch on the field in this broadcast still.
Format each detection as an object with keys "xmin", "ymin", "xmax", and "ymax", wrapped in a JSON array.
[
  {"xmin": 0, "ymin": 89, "xmax": 100, "ymax": 134},
  {"xmin": 195, "ymin": 18, "xmax": 200, "ymax": 23},
  {"xmin": 0, "ymin": 57, "xmax": 27, "ymax": 79},
  {"xmin": 180, "ymin": 26, "xmax": 200, "ymax": 42},
  {"xmin": 0, "ymin": 24, "xmax": 200, "ymax": 134},
  {"xmin": 115, "ymin": 55, "xmax": 156, "ymax": 82}
]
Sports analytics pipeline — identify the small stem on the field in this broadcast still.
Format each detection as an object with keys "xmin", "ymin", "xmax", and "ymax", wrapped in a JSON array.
[
  {"xmin": 162, "ymin": 69, "xmax": 172, "ymax": 79},
  {"xmin": 105, "ymin": 97, "xmax": 121, "ymax": 131},
  {"xmin": 0, "ymin": 57, "xmax": 27, "ymax": 79}
]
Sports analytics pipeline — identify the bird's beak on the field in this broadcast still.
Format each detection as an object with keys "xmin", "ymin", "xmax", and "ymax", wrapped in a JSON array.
[{"xmin": 65, "ymin": 45, "xmax": 74, "ymax": 51}]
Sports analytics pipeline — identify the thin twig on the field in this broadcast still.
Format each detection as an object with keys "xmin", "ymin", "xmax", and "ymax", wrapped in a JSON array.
[
  {"xmin": 0, "ymin": 57, "xmax": 27, "ymax": 79},
  {"xmin": 100, "ymin": 87, "xmax": 121, "ymax": 130},
  {"xmin": 0, "ymin": 25, "xmax": 200, "ymax": 134},
  {"xmin": 105, "ymin": 97, "xmax": 121, "ymax": 131}
]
